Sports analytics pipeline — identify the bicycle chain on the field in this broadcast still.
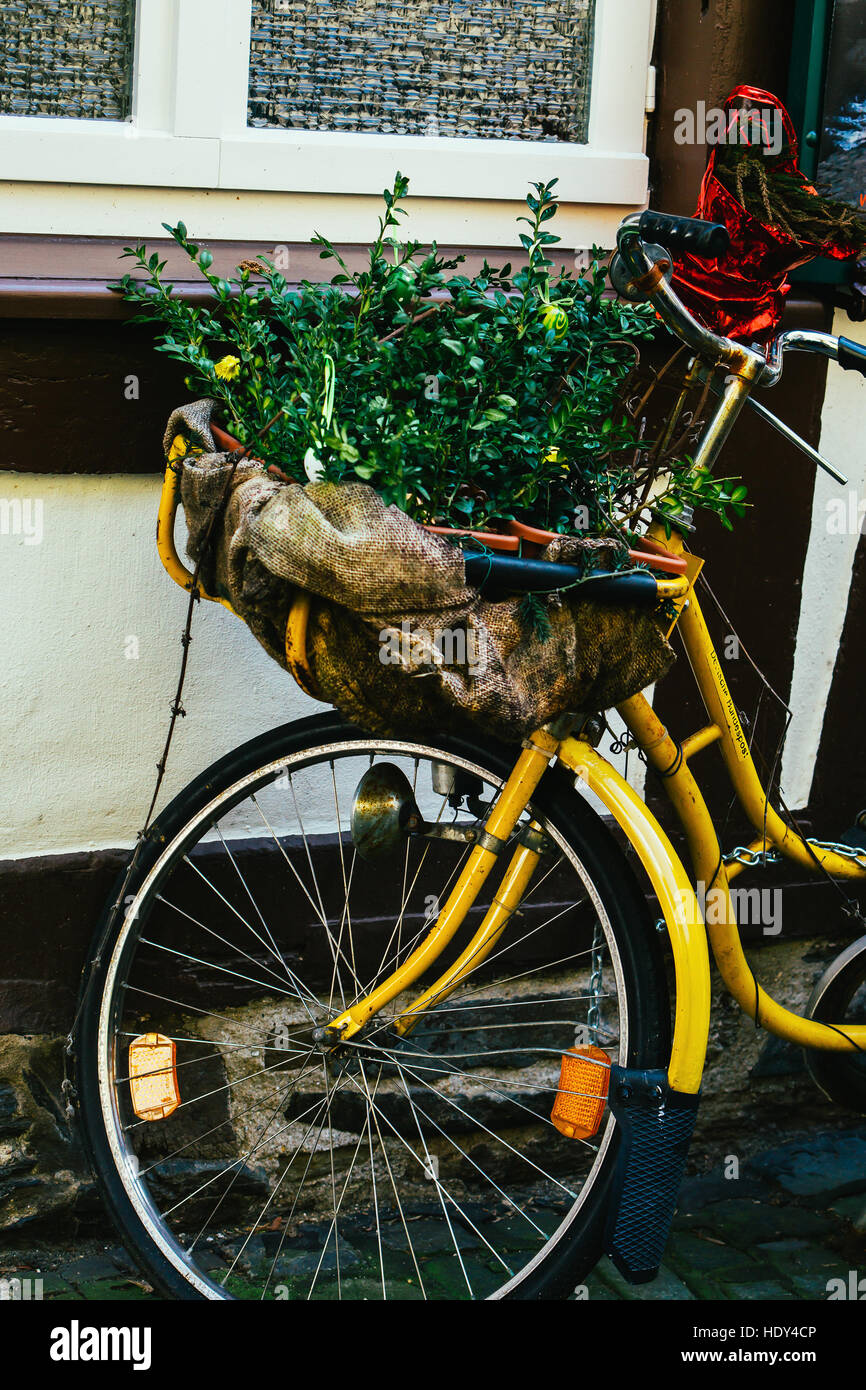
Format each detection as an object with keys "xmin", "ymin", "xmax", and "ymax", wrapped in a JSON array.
[
  {"xmin": 723, "ymin": 845, "xmax": 783, "ymax": 868},
  {"xmin": 724, "ymin": 839, "xmax": 866, "ymax": 872},
  {"xmin": 805, "ymin": 838, "xmax": 866, "ymax": 874}
]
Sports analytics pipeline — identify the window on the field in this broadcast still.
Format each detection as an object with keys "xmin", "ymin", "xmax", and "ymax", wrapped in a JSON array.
[
  {"xmin": 247, "ymin": 0, "xmax": 595, "ymax": 143},
  {"xmin": 0, "ymin": 0, "xmax": 655, "ymax": 246},
  {"xmin": 0, "ymin": 0, "xmax": 136, "ymax": 119}
]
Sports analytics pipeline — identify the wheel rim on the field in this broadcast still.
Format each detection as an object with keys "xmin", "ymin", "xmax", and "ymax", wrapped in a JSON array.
[
  {"xmin": 805, "ymin": 936, "xmax": 866, "ymax": 1112},
  {"xmin": 95, "ymin": 738, "xmax": 631, "ymax": 1300}
]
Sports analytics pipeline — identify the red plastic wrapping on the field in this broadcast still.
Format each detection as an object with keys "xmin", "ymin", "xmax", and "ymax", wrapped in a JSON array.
[{"xmin": 671, "ymin": 85, "xmax": 853, "ymax": 343}]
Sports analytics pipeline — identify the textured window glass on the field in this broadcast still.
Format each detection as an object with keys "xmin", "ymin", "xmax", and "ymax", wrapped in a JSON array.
[
  {"xmin": 248, "ymin": 0, "xmax": 595, "ymax": 142},
  {"xmin": 0, "ymin": 0, "xmax": 136, "ymax": 120}
]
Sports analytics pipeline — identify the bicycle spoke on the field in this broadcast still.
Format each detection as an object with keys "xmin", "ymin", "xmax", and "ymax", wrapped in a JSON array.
[
  {"xmin": 153, "ymin": 894, "xmax": 307, "ymax": 997},
  {"xmin": 388, "ymin": 1052, "xmax": 579, "ymax": 1197},
  {"xmin": 137, "ymin": 936, "xmax": 313, "ymax": 1010},
  {"xmin": 328, "ymin": 761, "xmax": 358, "ymax": 1015},
  {"xmin": 374, "ymin": 1062, "xmax": 550, "ymax": 1239},
  {"xmin": 123, "ymin": 1052, "xmax": 315, "ymax": 1133},
  {"xmin": 179, "ymin": 855, "xmax": 317, "ymax": 1012},
  {"xmin": 122, "ymin": 985, "xmax": 285, "ymax": 1045},
  {"xmin": 392, "ymin": 899, "xmax": 584, "ymax": 1023},
  {"xmin": 341, "ymin": 1067, "xmax": 476, "ymax": 1298},
  {"xmin": 166, "ymin": 1063, "xmax": 324, "ymax": 1224},
  {"xmin": 305, "ymin": 1063, "xmax": 384, "ymax": 1300},
  {"xmin": 387, "ymin": 1067, "xmax": 515, "ymax": 1276},
  {"xmin": 355, "ymin": 1058, "xmax": 428, "ymax": 1297},
  {"xmin": 213, "ymin": 828, "xmax": 321, "ymax": 1025},
  {"xmin": 219, "ymin": 1082, "xmax": 339, "ymax": 1285},
  {"xmin": 137, "ymin": 1088, "xmax": 307, "ymax": 1179},
  {"xmin": 116, "ymin": 1030, "xmax": 309, "ymax": 1052},
  {"xmin": 385, "ymin": 1036, "xmax": 606, "ymax": 1138},
  {"xmin": 259, "ymin": 1095, "xmax": 350, "ymax": 1300},
  {"xmin": 252, "ymin": 792, "xmax": 366, "ymax": 1000},
  {"xmin": 92, "ymin": 738, "xmax": 639, "ymax": 1301}
]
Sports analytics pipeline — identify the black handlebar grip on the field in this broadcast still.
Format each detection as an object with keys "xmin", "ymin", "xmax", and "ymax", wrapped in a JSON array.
[
  {"xmin": 838, "ymin": 336, "xmax": 866, "ymax": 378},
  {"xmin": 638, "ymin": 211, "xmax": 730, "ymax": 261}
]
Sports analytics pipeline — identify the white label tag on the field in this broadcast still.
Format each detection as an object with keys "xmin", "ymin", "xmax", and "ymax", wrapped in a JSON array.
[{"xmin": 304, "ymin": 447, "xmax": 325, "ymax": 482}]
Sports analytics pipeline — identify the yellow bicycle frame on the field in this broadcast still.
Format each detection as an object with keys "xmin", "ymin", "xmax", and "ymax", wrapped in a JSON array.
[
  {"xmin": 324, "ymin": 523, "xmax": 866, "ymax": 1093},
  {"xmin": 156, "ymin": 458, "xmax": 866, "ymax": 1101}
]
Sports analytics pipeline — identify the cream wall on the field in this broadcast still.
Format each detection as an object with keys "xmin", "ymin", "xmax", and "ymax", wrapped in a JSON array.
[
  {"xmin": 0, "ymin": 472, "xmax": 322, "ymax": 858},
  {"xmin": 781, "ymin": 310, "xmax": 866, "ymax": 810},
  {"xmin": 0, "ymin": 472, "xmax": 645, "ymax": 859}
]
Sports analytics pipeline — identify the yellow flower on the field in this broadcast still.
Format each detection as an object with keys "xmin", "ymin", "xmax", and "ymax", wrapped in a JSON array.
[
  {"xmin": 168, "ymin": 434, "xmax": 188, "ymax": 463},
  {"xmin": 214, "ymin": 354, "xmax": 242, "ymax": 381},
  {"xmin": 544, "ymin": 446, "xmax": 569, "ymax": 471}
]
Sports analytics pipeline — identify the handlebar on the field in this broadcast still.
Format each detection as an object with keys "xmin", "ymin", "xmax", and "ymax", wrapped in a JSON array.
[
  {"xmin": 761, "ymin": 327, "xmax": 866, "ymax": 384},
  {"xmin": 614, "ymin": 211, "xmax": 866, "ymax": 487},
  {"xmin": 615, "ymin": 215, "xmax": 762, "ymax": 375},
  {"xmin": 838, "ymin": 336, "xmax": 866, "ymax": 377},
  {"xmin": 638, "ymin": 210, "xmax": 730, "ymax": 261},
  {"xmin": 617, "ymin": 212, "xmax": 866, "ymax": 384}
]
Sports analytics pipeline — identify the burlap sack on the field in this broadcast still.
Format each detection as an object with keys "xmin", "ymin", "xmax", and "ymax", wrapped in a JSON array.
[{"xmin": 166, "ymin": 400, "xmax": 674, "ymax": 741}]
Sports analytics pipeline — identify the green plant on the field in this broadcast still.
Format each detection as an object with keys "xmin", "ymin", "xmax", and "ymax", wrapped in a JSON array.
[{"xmin": 116, "ymin": 175, "xmax": 747, "ymax": 536}]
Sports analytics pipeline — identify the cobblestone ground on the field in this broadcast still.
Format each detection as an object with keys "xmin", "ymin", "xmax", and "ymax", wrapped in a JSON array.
[{"xmin": 1, "ymin": 1126, "xmax": 863, "ymax": 1301}]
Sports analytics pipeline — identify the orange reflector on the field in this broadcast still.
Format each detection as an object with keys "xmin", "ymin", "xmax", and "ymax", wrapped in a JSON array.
[
  {"xmin": 128, "ymin": 1032, "xmax": 181, "ymax": 1122},
  {"xmin": 550, "ymin": 1045, "xmax": 611, "ymax": 1140}
]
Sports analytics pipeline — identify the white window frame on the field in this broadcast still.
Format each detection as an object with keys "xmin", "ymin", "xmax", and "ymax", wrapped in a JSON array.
[{"xmin": 0, "ymin": 0, "xmax": 655, "ymax": 236}]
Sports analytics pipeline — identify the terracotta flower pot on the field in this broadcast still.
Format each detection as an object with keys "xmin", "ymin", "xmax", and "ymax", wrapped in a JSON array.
[
  {"xmin": 506, "ymin": 519, "xmax": 688, "ymax": 574},
  {"xmin": 423, "ymin": 524, "xmax": 519, "ymax": 553},
  {"xmin": 210, "ymin": 423, "xmax": 243, "ymax": 452}
]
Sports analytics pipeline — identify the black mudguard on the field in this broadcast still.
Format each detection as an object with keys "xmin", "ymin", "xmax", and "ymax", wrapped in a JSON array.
[{"xmin": 603, "ymin": 1067, "xmax": 700, "ymax": 1284}]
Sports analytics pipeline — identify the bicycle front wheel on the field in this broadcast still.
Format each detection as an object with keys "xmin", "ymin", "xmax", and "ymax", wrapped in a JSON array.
[{"xmin": 76, "ymin": 713, "xmax": 669, "ymax": 1300}]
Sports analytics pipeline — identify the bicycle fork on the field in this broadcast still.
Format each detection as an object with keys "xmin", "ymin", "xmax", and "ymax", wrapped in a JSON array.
[
  {"xmin": 325, "ymin": 726, "xmax": 561, "ymax": 1041},
  {"xmin": 324, "ymin": 723, "xmax": 713, "ymax": 1285}
]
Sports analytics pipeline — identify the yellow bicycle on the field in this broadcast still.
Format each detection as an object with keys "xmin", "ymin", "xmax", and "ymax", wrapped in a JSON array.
[{"xmin": 75, "ymin": 210, "xmax": 866, "ymax": 1300}]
